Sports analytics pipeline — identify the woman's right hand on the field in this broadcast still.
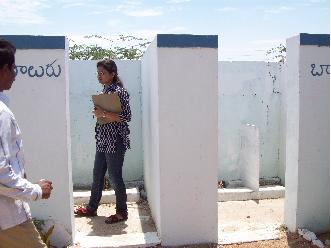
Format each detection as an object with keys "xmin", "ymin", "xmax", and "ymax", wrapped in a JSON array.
[
  {"xmin": 92, "ymin": 105, "xmax": 104, "ymax": 118},
  {"xmin": 93, "ymin": 105, "xmax": 121, "ymax": 122}
]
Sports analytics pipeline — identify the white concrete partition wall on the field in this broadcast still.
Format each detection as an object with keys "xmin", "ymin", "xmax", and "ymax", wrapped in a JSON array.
[
  {"xmin": 218, "ymin": 62, "xmax": 284, "ymax": 185},
  {"xmin": 1, "ymin": 36, "xmax": 74, "ymax": 246},
  {"xmin": 284, "ymin": 33, "xmax": 330, "ymax": 233},
  {"xmin": 142, "ymin": 34, "xmax": 218, "ymax": 246},
  {"xmin": 70, "ymin": 61, "xmax": 286, "ymax": 188},
  {"xmin": 69, "ymin": 60, "xmax": 143, "ymax": 187},
  {"xmin": 239, "ymin": 124, "xmax": 260, "ymax": 191}
]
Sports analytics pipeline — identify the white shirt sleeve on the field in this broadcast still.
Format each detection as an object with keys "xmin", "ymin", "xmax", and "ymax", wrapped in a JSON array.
[{"xmin": 0, "ymin": 110, "xmax": 42, "ymax": 201}]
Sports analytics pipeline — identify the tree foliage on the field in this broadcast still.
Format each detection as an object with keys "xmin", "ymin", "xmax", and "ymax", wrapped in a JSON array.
[
  {"xmin": 266, "ymin": 43, "xmax": 286, "ymax": 94},
  {"xmin": 266, "ymin": 43, "xmax": 286, "ymax": 63},
  {"xmin": 69, "ymin": 35, "xmax": 151, "ymax": 60}
]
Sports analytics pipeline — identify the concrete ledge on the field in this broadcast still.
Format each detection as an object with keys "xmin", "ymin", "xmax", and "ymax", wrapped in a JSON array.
[
  {"xmin": 218, "ymin": 186, "xmax": 285, "ymax": 202},
  {"xmin": 73, "ymin": 188, "xmax": 140, "ymax": 205},
  {"xmin": 0, "ymin": 35, "xmax": 66, "ymax": 49},
  {"xmin": 219, "ymin": 228, "xmax": 280, "ymax": 245},
  {"xmin": 73, "ymin": 186, "xmax": 284, "ymax": 204},
  {"xmin": 157, "ymin": 34, "xmax": 218, "ymax": 48}
]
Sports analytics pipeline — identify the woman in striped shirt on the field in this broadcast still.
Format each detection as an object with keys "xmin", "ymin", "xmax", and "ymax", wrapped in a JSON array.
[{"xmin": 74, "ymin": 59, "xmax": 131, "ymax": 224}]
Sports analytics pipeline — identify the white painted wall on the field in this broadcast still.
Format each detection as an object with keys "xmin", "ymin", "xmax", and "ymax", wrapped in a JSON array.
[
  {"xmin": 6, "ymin": 44, "xmax": 74, "ymax": 245},
  {"xmin": 70, "ymin": 61, "xmax": 285, "ymax": 187},
  {"xmin": 141, "ymin": 38, "xmax": 161, "ymax": 233},
  {"xmin": 157, "ymin": 44, "xmax": 218, "ymax": 245},
  {"xmin": 69, "ymin": 60, "xmax": 143, "ymax": 188},
  {"xmin": 218, "ymin": 62, "xmax": 284, "ymax": 184},
  {"xmin": 284, "ymin": 36, "xmax": 300, "ymax": 232},
  {"xmin": 239, "ymin": 124, "xmax": 260, "ymax": 191},
  {"xmin": 278, "ymin": 65, "xmax": 287, "ymax": 186},
  {"xmin": 285, "ymin": 35, "xmax": 330, "ymax": 233},
  {"xmin": 141, "ymin": 35, "xmax": 219, "ymax": 246}
]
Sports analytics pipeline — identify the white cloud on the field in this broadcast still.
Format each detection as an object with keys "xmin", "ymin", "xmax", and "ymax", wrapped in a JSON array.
[
  {"xmin": 107, "ymin": 19, "xmax": 122, "ymax": 29},
  {"xmin": 265, "ymin": 6, "xmax": 293, "ymax": 14},
  {"xmin": 308, "ymin": 0, "xmax": 328, "ymax": 3},
  {"xmin": 68, "ymin": 35, "xmax": 117, "ymax": 47},
  {"xmin": 112, "ymin": 1, "xmax": 162, "ymax": 17},
  {"xmin": 88, "ymin": 10, "xmax": 104, "ymax": 15},
  {"xmin": 113, "ymin": 0, "xmax": 141, "ymax": 12},
  {"xmin": 217, "ymin": 7, "xmax": 237, "ymax": 12},
  {"xmin": 124, "ymin": 8, "xmax": 163, "ymax": 17},
  {"xmin": 219, "ymin": 47, "xmax": 268, "ymax": 61},
  {"xmin": 61, "ymin": 2, "xmax": 86, "ymax": 8},
  {"xmin": 166, "ymin": 0, "xmax": 191, "ymax": 4},
  {"xmin": 297, "ymin": 0, "xmax": 327, "ymax": 7},
  {"xmin": 57, "ymin": 0, "xmax": 106, "ymax": 9},
  {"xmin": 0, "ymin": 0, "xmax": 49, "ymax": 26},
  {"xmin": 251, "ymin": 39, "xmax": 285, "ymax": 45},
  {"xmin": 96, "ymin": 26, "xmax": 189, "ymax": 41}
]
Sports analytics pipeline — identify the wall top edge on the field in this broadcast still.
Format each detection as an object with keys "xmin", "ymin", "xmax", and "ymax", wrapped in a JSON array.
[
  {"xmin": 156, "ymin": 34, "xmax": 218, "ymax": 48},
  {"xmin": 0, "ymin": 35, "xmax": 66, "ymax": 49},
  {"xmin": 300, "ymin": 33, "xmax": 330, "ymax": 47}
]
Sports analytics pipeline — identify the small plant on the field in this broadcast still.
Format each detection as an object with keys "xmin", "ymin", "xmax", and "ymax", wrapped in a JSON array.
[
  {"xmin": 33, "ymin": 218, "xmax": 55, "ymax": 247},
  {"xmin": 32, "ymin": 218, "xmax": 44, "ymax": 231},
  {"xmin": 277, "ymin": 224, "xmax": 288, "ymax": 232}
]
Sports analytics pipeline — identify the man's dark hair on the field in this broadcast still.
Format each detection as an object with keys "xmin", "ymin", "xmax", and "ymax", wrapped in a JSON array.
[{"xmin": 0, "ymin": 39, "xmax": 16, "ymax": 70}]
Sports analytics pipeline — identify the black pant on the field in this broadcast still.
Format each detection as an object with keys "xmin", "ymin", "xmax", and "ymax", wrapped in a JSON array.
[{"xmin": 88, "ymin": 138, "xmax": 127, "ymax": 213}]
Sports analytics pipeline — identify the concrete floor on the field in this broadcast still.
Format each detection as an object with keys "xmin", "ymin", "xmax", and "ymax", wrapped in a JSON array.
[
  {"xmin": 73, "ymin": 198, "xmax": 284, "ymax": 247},
  {"xmin": 218, "ymin": 199, "xmax": 283, "ymax": 244},
  {"xmin": 75, "ymin": 201, "xmax": 156, "ymax": 236}
]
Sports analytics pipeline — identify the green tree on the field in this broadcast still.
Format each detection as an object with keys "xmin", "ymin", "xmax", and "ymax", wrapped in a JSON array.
[
  {"xmin": 266, "ymin": 43, "xmax": 286, "ymax": 63},
  {"xmin": 69, "ymin": 35, "xmax": 151, "ymax": 60},
  {"xmin": 266, "ymin": 43, "xmax": 286, "ymax": 94}
]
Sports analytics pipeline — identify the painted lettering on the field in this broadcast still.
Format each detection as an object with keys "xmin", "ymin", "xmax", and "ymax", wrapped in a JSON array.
[
  {"xmin": 311, "ymin": 63, "xmax": 330, "ymax": 76},
  {"xmin": 14, "ymin": 59, "xmax": 62, "ymax": 78}
]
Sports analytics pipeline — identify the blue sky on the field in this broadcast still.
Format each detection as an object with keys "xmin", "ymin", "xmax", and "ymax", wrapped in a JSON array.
[{"xmin": 1, "ymin": 0, "xmax": 329, "ymax": 60}]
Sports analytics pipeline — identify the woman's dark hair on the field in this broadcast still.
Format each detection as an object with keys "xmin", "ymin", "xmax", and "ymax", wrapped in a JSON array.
[
  {"xmin": 0, "ymin": 39, "xmax": 16, "ymax": 69},
  {"xmin": 97, "ymin": 59, "xmax": 123, "ymax": 87}
]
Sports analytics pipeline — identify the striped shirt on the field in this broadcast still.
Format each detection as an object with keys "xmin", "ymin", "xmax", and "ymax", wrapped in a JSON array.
[{"xmin": 95, "ymin": 83, "xmax": 131, "ymax": 153}]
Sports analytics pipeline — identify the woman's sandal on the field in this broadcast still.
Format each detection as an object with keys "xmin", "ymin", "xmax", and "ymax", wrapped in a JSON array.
[
  {"xmin": 74, "ymin": 206, "xmax": 97, "ymax": 217},
  {"xmin": 105, "ymin": 212, "xmax": 128, "ymax": 224}
]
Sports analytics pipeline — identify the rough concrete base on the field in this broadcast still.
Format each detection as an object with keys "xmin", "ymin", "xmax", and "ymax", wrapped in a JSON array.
[
  {"xmin": 219, "ymin": 228, "xmax": 280, "ymax": 244},
  {"xmin": 218, "ymin": 186, "xmax": 285, "ymax": 202},
  {"xmin": 218, "ymin": 199, "xmax": 284, "ymax": 244},
  {"xmin": 73, "ymin": 186, "xmax": 285, "ymax": 205},
  {"xmin": 75, "ymin": 232, "xmax": 160, "ymax": 248},
  {"xmin": 72, "ymin": 187, "xmax": 284, "ymax": 247},
  {"xmin": 73, "ymin": 188, "xmax": 140, "ymax": 205}
]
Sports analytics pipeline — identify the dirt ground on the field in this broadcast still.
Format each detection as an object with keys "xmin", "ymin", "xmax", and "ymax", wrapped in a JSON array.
[
  {"xmin": 71, "ymin": 200, "xmax": 329, "ymax": 248},
  {"xmin": 70, "ymin": 231, "xmax": 329, "ymax": 248},
  {"xmin": 150, "ymin": 231, "xmax": 330, "ymax": 247}
]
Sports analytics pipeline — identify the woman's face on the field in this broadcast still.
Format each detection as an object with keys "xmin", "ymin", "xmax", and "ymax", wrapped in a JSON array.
[{"xmin": 97, "ymin": 66, "xmax": 114, "ymax": 85}]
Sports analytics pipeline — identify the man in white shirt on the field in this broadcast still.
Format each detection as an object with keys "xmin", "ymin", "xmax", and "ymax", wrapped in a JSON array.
[{"xmin": 0, "ymin": 39, "xmax": 53, "ymax": 247}]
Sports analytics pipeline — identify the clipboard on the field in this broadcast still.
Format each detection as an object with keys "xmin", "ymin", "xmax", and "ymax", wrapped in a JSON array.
[{"xmin": 92, "ymin": 93, "xmax": 122, "ymax": 124}]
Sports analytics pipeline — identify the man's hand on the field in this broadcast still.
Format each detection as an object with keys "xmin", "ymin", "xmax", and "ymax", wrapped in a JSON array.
[{"xmin": 38, "ymin": 179, "xmax": 53, "ymax": 199}]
